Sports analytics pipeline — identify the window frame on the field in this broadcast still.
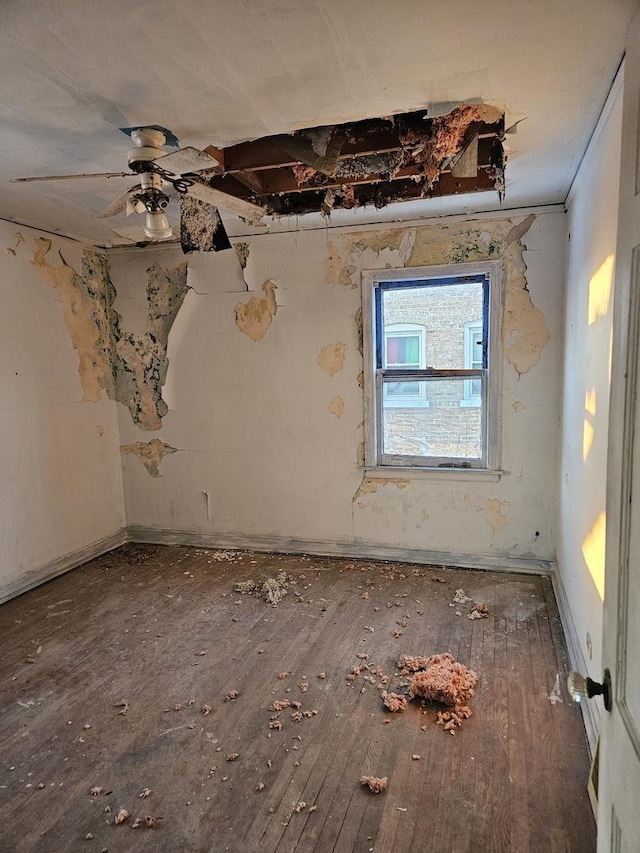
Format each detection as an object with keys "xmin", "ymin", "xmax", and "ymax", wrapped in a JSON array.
[{"xmin": 362, "ymin": 260, "xmax": 503, "ymax": 471}]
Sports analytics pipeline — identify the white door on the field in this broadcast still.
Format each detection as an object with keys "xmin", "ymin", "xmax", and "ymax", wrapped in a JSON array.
[{"xmin": 599, "ymin": 9, "xmax": 640, "ymax": 851}]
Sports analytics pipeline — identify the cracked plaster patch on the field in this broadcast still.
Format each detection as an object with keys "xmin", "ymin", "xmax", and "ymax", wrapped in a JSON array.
[
  {"xmin": 353, "ymin": 476, "xmax": 410, "ymax": 503},
  {"xmin": 483, "ymin": 497, "xmax": 510, "ymax": 533},
  {"xmin": 235, "ymin": 280, "xmax": 277, "ymax": 341},
  {"xmin": 329, "ymin": 395, "xmax": 344, "ymax": 418},
  {"xmin": 121, "ymin": 439, "xmax": 178, "ymax": 477},
  {"xmin": 318, "ymin": 342, "xmax": 347, "ymax": 376}
]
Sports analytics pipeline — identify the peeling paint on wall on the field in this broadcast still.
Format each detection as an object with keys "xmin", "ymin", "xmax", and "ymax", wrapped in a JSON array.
[
  {"xmin": 512, "ymin": 400, "xmax": 526, "ymax": 413},
  {"xmin": 506, "ymin": 213, "xmax": 536, "ymax": 246},
  {"xmin": 502, "ymin": 245, "xmax": 550, "ymax": 375},
  {"xmin": 329, "ymin": 395, "xmax": 344, "ymax": 418},
  {"xmin": 5, "ymin": 232, "xmax": 24, "ymax": 256},
  {"xmin": 483, "ymin": 497, "xmax": 510, "ymax": 533},
  {"xmin": 355, "ymin": 307, "xmax": 363, "ymax": 357},
  {"xmin": 33, "ymin": 239, "xmax": 116, "ymax": 402},
  {"xmin": 235, "ymin": 280, "xmax": 277, "ymax": 341},
  {"xmin": 234, "ymin": 241, "xmax": 251, "ymax": 288},
  {"xmin": 318, "ymin": 342, "xmax": 346, "ymax": 376},
  {"xmin": 325, "ymin": 228, "xmax": 416, "ymax": 288},
  {"xmin": 120, "ymin": 438, "xmax": 178, "ymax": 477},
  {"xmin": 353, "ymin": 475, "xmax": 410, "ymax": 503},
  {"xmin": 113, "ymin": 261, "xmax": 189, "ymax": 430},
  {"xmin": 234, "ymin": 242, "xmax": 250, "ymax": 270},
  {"xmin": 356, "ymin": 441, "xmax": 365, "ymax": 469},
  {"xmin": 326, "ymin": 215, "xmax": 550, "ymax": 375},
  {"xmin": 325, "ymin": 240, "xmax": 357, "ymax": 287},
  {"xmin": 33, "ymin": 239, "xmax": 188, "ymax": 430}
]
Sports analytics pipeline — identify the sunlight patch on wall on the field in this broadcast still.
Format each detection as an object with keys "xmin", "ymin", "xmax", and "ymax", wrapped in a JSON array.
[
  {"xmin": 581, "ymin": 510, "xmax": 606, "ymax": 600},
  {"xmin": 583, "ymin": 421, "xmax": 595, "ymax": 462},
  {"xmin": 588, "ymin": 255, "xmax": 614, "ymax": 325},
  {"xmin": 583, "ymin": 388, "xmax": 597, "ymax": 462}
]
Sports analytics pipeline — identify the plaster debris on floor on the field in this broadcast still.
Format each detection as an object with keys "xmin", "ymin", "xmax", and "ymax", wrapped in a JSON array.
[
  {"xmin": 233, "ymin": 569, "xmax": 294, "ymax": 604},
  {"xmin": 361, "ymin": 775, "xmax": 388, "ymax": 793},
  {"xmin": 0, "ymin": 544, "xmax": 595, "ymax": 851}
]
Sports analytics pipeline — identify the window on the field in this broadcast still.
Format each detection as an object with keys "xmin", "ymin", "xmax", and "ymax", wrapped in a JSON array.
[
  {"xmin": 383, "ymin": 324, "xmax": 427, "ymax": 404},
  {"xmin": 463, "ymin": 322, "xmax": 483, "ymax": 405},
  {"xmin": 362, "ymin": 261, "xmax": 501, "ymax": 469}
]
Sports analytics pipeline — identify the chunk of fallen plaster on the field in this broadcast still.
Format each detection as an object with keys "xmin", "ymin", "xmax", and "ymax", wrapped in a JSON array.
[
  {"xmin": 235, "ymin": 280, "xmax": 277, "ymax": 341},
  {"xmin": 120, "ymin": 439, "xmax": 178, "ymax": 477},
  {"xmin": 318, "ymin": 343, "xmax": 346, "ymax": 376}
]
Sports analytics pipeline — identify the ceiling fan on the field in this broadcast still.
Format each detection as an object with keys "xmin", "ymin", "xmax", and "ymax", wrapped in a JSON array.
[{"xmin": 14, "ymin": 127, "xmax": 266, "ymax": 252}]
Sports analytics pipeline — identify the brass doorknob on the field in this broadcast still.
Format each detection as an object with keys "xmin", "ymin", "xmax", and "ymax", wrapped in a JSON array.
[{"xmin": 567, "ymin": 668, "xmax": 612, "ymax": 712}]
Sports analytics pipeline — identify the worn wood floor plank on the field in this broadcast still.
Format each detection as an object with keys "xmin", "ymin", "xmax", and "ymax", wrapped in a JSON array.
[{"xmin": 0, "ymin": 547, "xmax": 596, "ymax": 853}]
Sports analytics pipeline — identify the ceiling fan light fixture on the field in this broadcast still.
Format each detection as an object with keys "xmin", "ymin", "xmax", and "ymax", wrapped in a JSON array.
[{"xmin": 144, "ymin": 210, "xmax": 173, "ymax": 241}]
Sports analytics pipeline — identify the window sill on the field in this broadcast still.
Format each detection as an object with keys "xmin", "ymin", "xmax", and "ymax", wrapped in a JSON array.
[{"xmin": 364, "ymin": 466, "xmax": 503, "ymax": 482}]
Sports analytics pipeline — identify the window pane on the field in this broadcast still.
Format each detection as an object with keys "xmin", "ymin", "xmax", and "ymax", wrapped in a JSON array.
[
  {"xmin": 385, "ymin": 380, "xmax": 420, "ymax": 397},
  {"xmin": 382, "ymin": 378, "xmax": 482, "ymax": 460},
  {"xmin": 385, "ymin": 334, "xmax": 420, "ymax": 367},
  {"xmin": 382, "ymin": 281, "xmax": 483, "ymax": 369},
  {"xmin": 471, "ymin": 330, "xmax": 483, "ymax": 370}
]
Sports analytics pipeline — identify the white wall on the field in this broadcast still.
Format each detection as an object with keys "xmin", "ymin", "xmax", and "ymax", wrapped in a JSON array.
[
  {"xmin": 557, "ymin": 71, "xmax": 623, "ymax": 701},
  {"xmin": 0, "ymin": 222, "xmax": 125, "ymax": 601},
  {"xmin": 115, "ymin": 210, "xmax": 565, "ymax": 570}
]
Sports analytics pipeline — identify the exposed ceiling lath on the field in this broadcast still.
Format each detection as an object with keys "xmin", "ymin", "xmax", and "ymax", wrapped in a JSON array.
[{"xmin": 199, "ymin": 104, "xmax": 506, "ymax": 217}]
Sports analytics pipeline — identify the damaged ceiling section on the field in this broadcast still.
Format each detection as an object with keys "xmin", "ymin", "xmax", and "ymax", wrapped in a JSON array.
[{"xmin": 201, "ymin": 103, "xmax": 506, "ymax": 219}]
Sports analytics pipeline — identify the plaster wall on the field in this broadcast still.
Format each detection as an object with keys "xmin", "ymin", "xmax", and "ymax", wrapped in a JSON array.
[
  {"xmin": 115, "ymin": 210, "xmax": 565, "ymax": 568},
  {"xmin": 0, "ymin": 222, "xmax": 125, "ymax": 600},
  {"xmin": 557, "ymin": 74, "xmax": 623, "ymax": 686}
]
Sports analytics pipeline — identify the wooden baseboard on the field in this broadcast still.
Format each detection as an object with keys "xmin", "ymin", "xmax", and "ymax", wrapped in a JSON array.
[
  {"xmin": 0, "ymin": 528, "xmax": 128, "ymax": 605},
  {"xmin": 127, "ymin": 526, "xmax": 553, "ymax": 575},
  {"xmin": 551, "ymin": 565, "xmax": 600, "ymax": 757}
]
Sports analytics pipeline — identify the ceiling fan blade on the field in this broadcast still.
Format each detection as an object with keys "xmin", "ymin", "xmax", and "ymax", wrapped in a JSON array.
[
  {"xmin": 97, "ymin": 185, "xmax": 142, "ymax": 218},
  {"xmin": 180, "ymin": 195, "xmax": 232, "ymax": 253},
  {"xmin": 154, "ymin": 146, "xmax": 220, "ymax": 176},
  {"xmin": 186, "ymin": 181, "xmax": 264, "ymax": 224},
  {"xmin": 106, "ymin": 227, "xmax": 139, "ymax": 244},
  {"xmin": 12, "ymin": 171, "xmax": 131, "ymax": 183}
]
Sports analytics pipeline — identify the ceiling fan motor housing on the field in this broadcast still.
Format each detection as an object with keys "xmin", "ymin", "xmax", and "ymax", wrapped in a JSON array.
[{"xmin": 128, "ymin": 127, "xmax": 168, "ymax": 174}]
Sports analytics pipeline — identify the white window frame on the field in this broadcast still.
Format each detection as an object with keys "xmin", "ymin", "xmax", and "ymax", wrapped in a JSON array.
[{"xmin": 362, "ymin": 260, "xmax": 503, "ymax": 471}]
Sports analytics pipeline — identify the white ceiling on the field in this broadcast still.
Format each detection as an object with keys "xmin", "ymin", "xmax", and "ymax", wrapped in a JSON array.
[{"xmin": 0, "ymin": 0, "xmax": 636, "ymax": 248}]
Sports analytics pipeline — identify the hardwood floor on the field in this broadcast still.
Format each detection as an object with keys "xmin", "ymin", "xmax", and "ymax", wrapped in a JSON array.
[{"xmin": 0, "ymin": 545, "xmax": 596, "ymax": 852}]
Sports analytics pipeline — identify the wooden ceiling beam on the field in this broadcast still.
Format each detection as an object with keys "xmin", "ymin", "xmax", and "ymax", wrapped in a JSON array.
[
  {"xmin": 216, "ymin": 138, "xmax": 494, "ymax": 196},
  {"xmin": 213, "ymin": 125, "xmax": 499, "ymax": 174},
  {"xmin": 266, "ymin": 171, "xmax": 496, "ymax": 214}
]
